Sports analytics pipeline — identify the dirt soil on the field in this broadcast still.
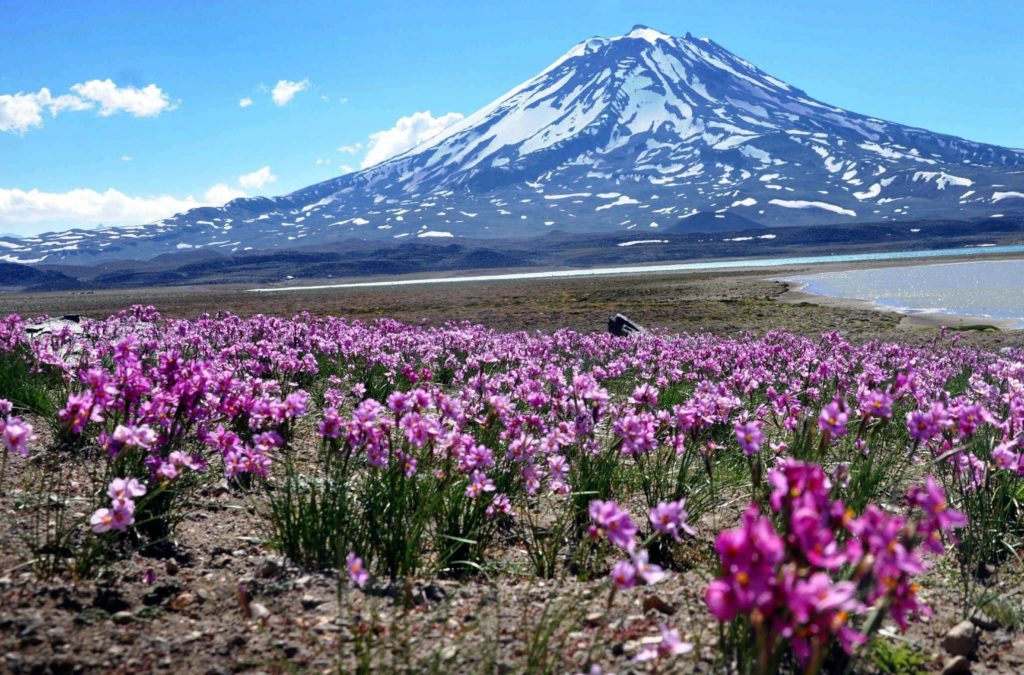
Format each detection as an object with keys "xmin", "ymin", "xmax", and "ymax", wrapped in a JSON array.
[
  {"xmin": 2, "ymin": 264, "xmax": 1024, "ymax": 673},
  {"xmin": 4, "ymin": 262, "xmax": 1023, "ymax": 350}
]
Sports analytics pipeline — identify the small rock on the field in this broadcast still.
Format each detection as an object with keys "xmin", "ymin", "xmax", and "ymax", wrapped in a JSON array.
[
  {"xmin": 46, "ymin": 628, "xmax": 67, "ymax": 645},
  {"xmin": 111, "ymin": 611, "xmax": 134, "ymax": 625},
  {"xmin": 440, "ymin": 645, "xmax": 457, "ymax": 661},
  {"xmin": 642, "ymin": 594, "xmax": 677, "ymax": 616},
  {"xmin": 255, "ymin": 558, "xmax": 284, "ymax": 579},
  {"xmin": 294, "ymin": 575, "xmax": 312, "ymax": 589},
  {"xmin": 969, "ymin": 611, "xmax": 999, "ymax": 631},
  {"xmin": 300, "ymin": 595, "xmax": 322, "ymax": 610},
  {"xmin": 170, "ymin": 592, "xmax": 195, "ymax": 611},
  {"xmin": 423, "ymin": 583, "xmax": 446, "ymax": 602},
  {"xmin": 941, "ymin": 655, "xmax": 971, "ymax": 674},
  {"xmin": 249, "ymin": 602, "xmax": 271, "ymax": 621},
  {"xmin": 165, "ymin": 559, "xmax": 180, "ymax": 575},
  {"xmin": 584, "ymin": 611, "xmax": 605, "ymax": 627},
  {"xmin": 942, "ymin": 620, "xmax": 980, "ymax": 657},
  {"xmin": 142, "ymin": 583, "xmax": 180, "ymax": 607}
]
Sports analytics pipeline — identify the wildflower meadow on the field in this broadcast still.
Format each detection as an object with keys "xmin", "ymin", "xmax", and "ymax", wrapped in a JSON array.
[{"xmin": 1, "ymin": 306, "xmax": 1022, "ymax": 673}]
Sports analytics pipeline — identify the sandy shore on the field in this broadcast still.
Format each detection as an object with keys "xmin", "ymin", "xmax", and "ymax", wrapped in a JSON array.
[{"xmin": 3, "ymin": 251, "xmax": 1022, "ymax": 348}]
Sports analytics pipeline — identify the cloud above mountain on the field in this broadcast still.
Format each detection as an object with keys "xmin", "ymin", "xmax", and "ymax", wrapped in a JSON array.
[
  {"xmin": 0, "ymin": 80, "xmax": 176, "ymax": 133},
  {"xmin": 238, "ymin": 165, "xmax": 277, "ymax": 190},
  {"xmin": 361, "ymin": 110, "xmax": 464, "ymax": 168},
  {"xmin": 0, "ymin": 163, "xmax": 280, "ymax": 236},
  {"xmin": 0, "ymin": 187, "xmax": 202, "ymax": 234},
  {"xmin": 271, "ymin": 79, "xmax": 309, "ymax": 106}
]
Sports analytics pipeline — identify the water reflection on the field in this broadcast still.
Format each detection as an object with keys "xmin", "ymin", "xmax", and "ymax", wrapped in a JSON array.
[{"xmin": 785, "ymin": 259, "xmax": 1024, "ymax": 327}]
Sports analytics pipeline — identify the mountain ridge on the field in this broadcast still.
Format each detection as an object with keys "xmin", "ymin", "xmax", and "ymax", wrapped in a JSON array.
[{"xmin": 4, "ymin": 25, "xmax": 1024, "ymax": 266}]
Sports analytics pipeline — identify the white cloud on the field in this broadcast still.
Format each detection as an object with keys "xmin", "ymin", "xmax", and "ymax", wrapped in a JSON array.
[
  {"xmin": 69, "ymin": 79, "xmax": 176, "ymax": 117},
  {"xmin": 361, "ymin": 110, "xmax": 463, "ymax": 168},
  {"xmin": 121, "ymin": 156, "xmax": 132, "ymax": 161},
  {"xmin": 0, "ymin": 90, "xmax": 49, "ymax": 133},
  {"xmin": 315, "ymin": 158, "xmax": 331, "ymax": 165},
  {"xmin": 271, "ymin": 79, "xmax": 309, "ymax": 106},
  {"xmin": 1, "ymin": 80, "xmax": 175, "ymax": 133},
  {"xmin": 0, "ymin": 160, "xmax": 285, "ymax": 235},
  {"xmin": 0, "ymin": 187, "xmax": 202, "ymax": 235},
  {"xmin": 338, "ymin": 97, "xmax": 349, "ymax": 105},
  {"xmin": 239, "ymin": 97, "xmax": 253, "ymax": 108},
  {"xmin": 204, "ymin": 183, "xmax": 247, "ymax": 204},
  {"xmin": 337, "ymin": 142, "xmax": 363, "ymax": 155},
  {"xmin": 238, "ymin": 165, "xmax": 277, "ymax": 190},
  {"xmin": 338, "ymin": 164, "xmax": 356, "ymax": 174},
  {"xmin": 0, "ymin": 179, "xmax": 260, "ymax": 236}
]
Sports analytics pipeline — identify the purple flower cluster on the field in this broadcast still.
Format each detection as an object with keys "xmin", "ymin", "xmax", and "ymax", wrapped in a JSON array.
[
  {"xmin": 3, "ymin": 308, "xmax": 1020, "ymax": 671},
  {"xmin": 589, "ymin": 498, "xmax": 695, "ymax": 590},
  {"xmin": 706, "ymin": 460, "xmax": 966, "ymax": 665},
  {"xmin": 0, "ymin": 399, "xmax": 33, "ymax": 458},
  {"xmin": 90, "ymin": 478, "xmax": 147, "ymax": 533}
]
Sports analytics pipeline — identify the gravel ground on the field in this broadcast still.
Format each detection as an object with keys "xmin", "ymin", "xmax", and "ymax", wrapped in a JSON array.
[{"xmin": 2, "ymin": 263, "xmax": 1023, "ymax": 673}]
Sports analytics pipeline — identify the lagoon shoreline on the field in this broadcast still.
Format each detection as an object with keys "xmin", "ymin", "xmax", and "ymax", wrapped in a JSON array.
[
  {"xmin": 4, "ymin": 249, "xmax": 1023, "ymax": 348},
  {"xmin": 775, "ymin": 255, "xmax": 1024, "ymax": 331}
]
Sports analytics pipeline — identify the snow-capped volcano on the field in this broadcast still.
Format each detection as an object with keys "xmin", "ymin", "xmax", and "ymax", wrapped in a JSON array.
[{"xmin": 6, "ymin": 26, "xmax": 1024, "ymax": 264}]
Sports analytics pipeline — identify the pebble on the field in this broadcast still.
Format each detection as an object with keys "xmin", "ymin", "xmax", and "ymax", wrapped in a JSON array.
[
  {"xmin": 642, "ymin": 594, "xmax": 677, "ymax": 616},
  {"xmin": 300, "ymin": 594, "xmax": 322, "ymax": 610},
  {"xmin": 969, "ymin": 611, "xmax": 999, "ymax": 631},
  {"xmin": 941, "ymin": 655, "xmax": 971, "ymax": 674},
  {"xmin": 171, "ymin": 592, "xmax": 195, "ymax": 610},
  {"xmin": 255, "ymin": 558, "xmax": 284, "ymax": 579},
  {"xmin": 111, "ymin": 611, "xmax": 134, "ymax": 625},
  {"xmin": 423, "ymin": 583, "xmax": 446, "ymax": 602},
  {"xmin": 942, "ymin": 620, "xmax": 980, "ymax": 657},
  {"xmin": 249, "ymin": 602, "xmax": 271, "ymax": 621}
]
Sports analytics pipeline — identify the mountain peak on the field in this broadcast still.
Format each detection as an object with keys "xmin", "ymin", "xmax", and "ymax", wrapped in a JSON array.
[
  {"xmin": 5, "ymin": 29, "xmax": 1024, "ymax": 265},
  {"xmin": 621, "ymin": 25, "xmax": 673, "ymax": 44}
]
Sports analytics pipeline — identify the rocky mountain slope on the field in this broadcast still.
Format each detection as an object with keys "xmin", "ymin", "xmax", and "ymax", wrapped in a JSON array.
[{"xmin": 5, "ymin": 26, "xmax": 1024, "ymax": 265}]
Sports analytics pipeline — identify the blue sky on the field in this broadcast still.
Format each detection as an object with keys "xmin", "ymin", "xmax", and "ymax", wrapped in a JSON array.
[{"xmin": 2, "ymin": 0, "xmax": 1023, "ymax": 236}]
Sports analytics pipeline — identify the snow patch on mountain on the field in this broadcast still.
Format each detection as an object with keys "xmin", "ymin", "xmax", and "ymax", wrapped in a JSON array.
[{"xmin": 6, "ymin": 25, "xmax": 1024, "ymax": 264}]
